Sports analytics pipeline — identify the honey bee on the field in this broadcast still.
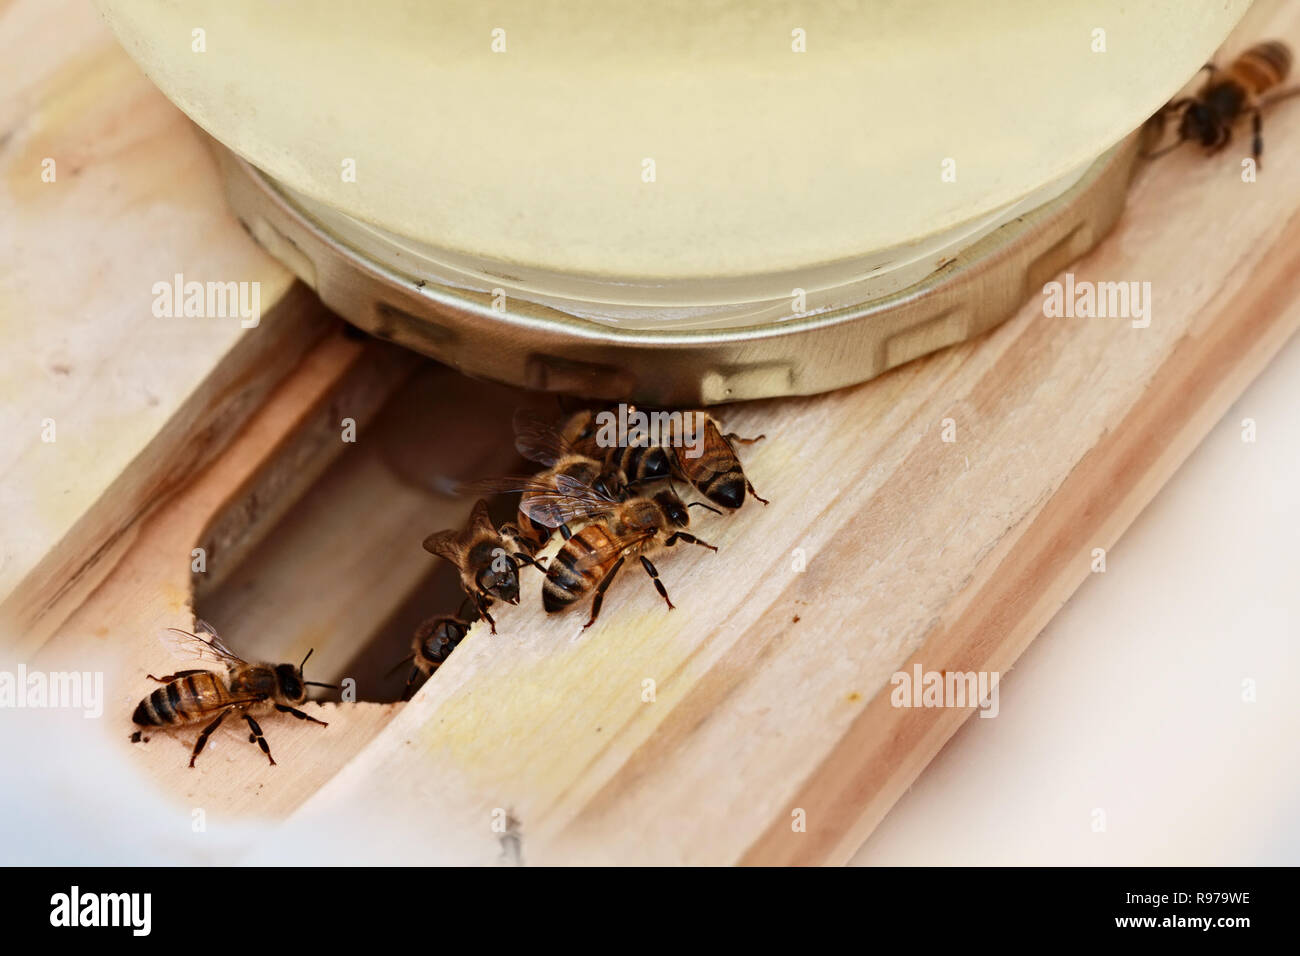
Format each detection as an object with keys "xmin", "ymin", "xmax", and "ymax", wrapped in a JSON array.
[
  {"xmin": 470, "ymin": 410, "xmax": 628, "ymax": 548},
  {"xmin": 130, "ymin": 620, "xmax": 336, "ymax": 768},
  {"xmin": 668, "ymin": 411, "xmax": 768, "ymax": 511},
  {"xmin": 393, "ymin": 614, "xmax": 471, "ymax": 699},
  {"xmin": 559, "ymin": 408, "xmax": 672, "ymax": 484},
  {"xmin": 422, "ymin": 498, "xmax": 545, "ymax": 634},
  {"xmin": 1145, "ymin": 41, "xmax": 1298, "ymax": 166},
  {"xmin": 508, "ymin": 473, "xmax": 720, "ymax": 628}
]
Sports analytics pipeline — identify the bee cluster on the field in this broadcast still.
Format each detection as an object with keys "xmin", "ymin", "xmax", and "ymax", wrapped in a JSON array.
[
  {"xmin": 400, "ymin": 406, "xmax": 767, "ymax": 697},
  {"xmin": 131, "ymin": 404, "xmax": 765, "ymax": 765}
]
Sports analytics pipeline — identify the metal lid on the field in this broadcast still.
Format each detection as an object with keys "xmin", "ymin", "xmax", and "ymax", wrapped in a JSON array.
[{"xmin": 216, "ymin": 132, "xmax": 1138, "ymax": 405}]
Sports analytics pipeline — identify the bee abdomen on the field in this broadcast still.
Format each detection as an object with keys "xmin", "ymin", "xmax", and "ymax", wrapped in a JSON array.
[
  {"xmin": 133, "ymin": 673, "xmax": 223, "ymax": 726},
  {"xmin": 135, "ymin": 682, "xmax": 183, "ymax": 726},
  {"xmin": 618, "ymin": 444, "xmax": 670, "ymax": 481},
  {"xmin": 1235, "ymin": 41, "xmax": 1292, "ymax": 94},
  {"xmin": 132, "ymin": 697, "xmax": 163, "ymax": 726},
  {"xmin": 543, "ymin": 529, "xmax": 611, "ymax": 612},
  {"xmin": 700, "ymin": 469, "xmax": 746, "ymax": 510}
]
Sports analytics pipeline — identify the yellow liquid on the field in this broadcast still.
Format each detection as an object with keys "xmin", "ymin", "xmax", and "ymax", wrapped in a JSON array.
[{"xmin": 98, "ymin": 1, "xmax": 1247, "ymax": 303}]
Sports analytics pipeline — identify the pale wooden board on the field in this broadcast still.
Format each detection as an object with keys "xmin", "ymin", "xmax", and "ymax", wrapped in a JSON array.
[
  {"xmin": 0, "ymin": 0, "xmax": 318, "ymax": 651},
  {"xmin": 266, "ymin": 1, "xmax": 1300, "ymax": 865},
  {"xmin": 29, "ymin": 331, "xmax": 412, "ymax": 820}
]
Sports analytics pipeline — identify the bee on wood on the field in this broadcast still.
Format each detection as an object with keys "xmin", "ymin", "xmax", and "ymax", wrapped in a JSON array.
[
  {"xmin": 1145, "ymin": 40, "xmax": 1298, "ymax": 166},
  {"xmin": 422, "ymin": 498, "xmax": 545, "ymax": 634},
  {"xmin": 559, "ymin": 408, "xmax": 673, "ymax": 484},
  {"xmin": 470, "ymin": 410, "xmax": 629, "ymax": 548},
  {"xmin": 391, "ymin": 614, "xmax": 471, "ymax": 699},
  {"xmin": 130, "ymin": 620, "xmax": 336, "ymax": 768},
  {"xmin": 502, "ymin": 472, "xmax": 720, "ymax": 628},
  {"xmin": 668, "ymin": 411, "xmax": 768, "ymax": 511}
]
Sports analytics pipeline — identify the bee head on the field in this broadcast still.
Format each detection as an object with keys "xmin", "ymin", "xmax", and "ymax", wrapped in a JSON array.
[
  {"xmin": 418, "ymin": 618, "xmax": 468, "ymax": 667},
  {"xmin": 279, "ymin": 649, "xmax": 337, "ymax": 705},
  {"xmin": 1180, "ymin": 102, "xmax": 1218, "ymax": 147},
  {"xmin": 477, "ymin": 553, "xmax": 520, "ymax": 604},
  {"xmin": 275, "ymin": 663, "xmax": 306, "ymax": 704},
  {"xmin": 653, "ymin": 489, "xmax": 691, "ymax": 527}
]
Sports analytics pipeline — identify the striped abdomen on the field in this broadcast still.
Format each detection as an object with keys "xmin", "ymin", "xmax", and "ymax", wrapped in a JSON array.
[
  {"xmin": 673, "ymin": 422, "xmax": 745, "ymax": 510},
  {"xmin": 543, "ymin": 524, "xmax": 624, "ymax": 612},
  {"xmin": 132, "ymin": 672, "xmax": 232, "ymax": 727},
  {"xmin": 1229, "ymin": 41, "xmax": 1292, "ymax": 96},
  {"xmin": 605, "ymin": 443, "xmax": 670, "ymax": 483}
]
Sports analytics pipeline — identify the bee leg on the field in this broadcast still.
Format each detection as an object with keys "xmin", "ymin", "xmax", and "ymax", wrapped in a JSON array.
[
  {"xmin": 242, "ymin": 713, "xmax": 277, "ymax": 766},
  {"xmin": 583, "ymin": 556, "xmax": 626, "ymax": 629},
  {"xmin": 189, "ymin": 708, "xmax": 231, "ymax": 768},
  {"xmin": 403, "ymin": 667, "xmax": 422, "ymax": 701},
  {"xmin": 514, "ymin": 551, "xmax": 548, "ymax": 572},
  {"xmin": 476, "ymin": 595, "xmax": 498, "ymax": 635},
  {"xmin": 1141, "ymin": 99, "xmax": 1185, "ymax": 157},
  {"xmin": 274, "ymin": 703, "xmax": 329, "ymax": 726},
  {"xmin": 147, "ymin": 669, "xmax": 206, "ymax": 683},
  {"xmin": 724, "ymin": 432, "xmax": 766, "ymax": 445},
  {"xmin": 1251, "ymin": 109, "xmax": 1263, "ymax": 168},
  {"xmin": 666, "ymin": 531, "xmax": 719, "ymax": 553},
  {"xmin": 638, "ymin": 556, "xmax": 674, "ymax": 610}
]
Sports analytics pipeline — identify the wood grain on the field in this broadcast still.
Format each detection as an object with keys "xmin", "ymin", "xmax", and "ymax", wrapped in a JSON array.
[
  {"xmin": 30, "ymin": 330, "xmax": 410, "ymax": 819},
  {"xmin": 0, "ymin": 0, "xmax": 321, "ymax": 652}
]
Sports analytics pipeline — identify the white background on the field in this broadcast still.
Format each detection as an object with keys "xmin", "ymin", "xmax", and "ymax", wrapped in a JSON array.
[{"xmin": 852, "ymin": 332, "xmax": 1300, "ymax": 865}]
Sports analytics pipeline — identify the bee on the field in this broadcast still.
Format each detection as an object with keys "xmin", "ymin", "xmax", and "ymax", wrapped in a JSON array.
[
  {"xmin": 559, "ymin": 407, "xmax": 672, "ymax": 484},
  {"xmin": 667, "ymin": 411, "xmax": 768, "ymax": 511},
  {"xmin": 1145, "ymin": 41, "xmax": 1298, "ymax": 166},
  {"xmin": 422, "ymin": 498, "xmax": 545, "ymax": 634},
  {"xmin": 391, "ymin": 614, "xmax": 472, "ymax": 699},
  {"xmin": 510, "ymin": 472, "xmax": 721, "ymax": 628},
  {"xmin": 130, "ymin": 620, "xmax": 336, "ymax": 768},
  {"xmin": 470, "ymin": 410, "xmax": 629, "ymax": 548}
]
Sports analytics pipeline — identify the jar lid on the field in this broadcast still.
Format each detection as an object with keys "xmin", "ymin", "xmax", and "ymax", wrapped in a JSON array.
[{"xmin": 98, "ymin": 0, "xmax": 1245, "ymax": 293}]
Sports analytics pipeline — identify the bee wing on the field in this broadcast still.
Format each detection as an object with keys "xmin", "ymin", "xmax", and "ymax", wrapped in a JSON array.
[
  {"xmin": 422, "ymin": 527, "xmax": 461, "ymax": 562},
  {"xmin": 512, "ymin": 408, "xmax": 579, "ymax": 467},
  {"xmin": 162, "ymin": 620, "xmax": 247, "ymax": 668},
  {"xmin": 466, "ymin": 498, "xmax": 496, "ymax": 534},
  {"xmin": 461, "ymin": 473, "xmax": 619, "ymax": 528},
  {"xmin": 569, "ymin": 531, "xmax": 657, "ymax": 572}
]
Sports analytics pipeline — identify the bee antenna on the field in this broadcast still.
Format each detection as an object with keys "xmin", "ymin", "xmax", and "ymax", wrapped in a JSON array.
[
  {"xmin": 299, "ymin": 647, "xmax": 315, "ymax": 671},
  {"xmin": 688, "ymin": 501, "xmax": 724, "ymax": 516},
  {"xmin": 304, "ymin": 681, "xmax": 339, "ymax": 690}
]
